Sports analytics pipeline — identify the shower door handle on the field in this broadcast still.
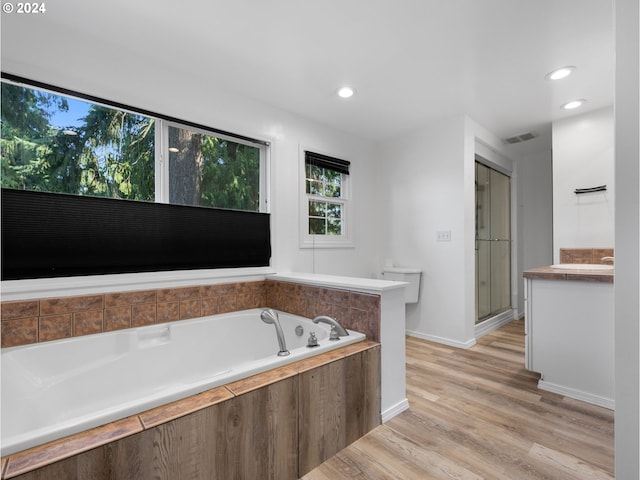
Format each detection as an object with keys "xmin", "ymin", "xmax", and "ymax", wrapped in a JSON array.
[{"xmin": 476, "ymin": 238, "xmax": 509, "ymax": 250}]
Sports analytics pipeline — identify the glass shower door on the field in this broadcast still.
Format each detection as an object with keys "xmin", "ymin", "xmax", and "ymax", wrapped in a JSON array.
[{"xmin": 475, "ymin": 162, "xmax": 511, "ymax": 324}]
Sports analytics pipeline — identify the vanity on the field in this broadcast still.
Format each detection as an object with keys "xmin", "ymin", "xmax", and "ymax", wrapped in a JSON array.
[{"xmin": 523, "ymin": 259, "xmax": 614, "ymax": 409}]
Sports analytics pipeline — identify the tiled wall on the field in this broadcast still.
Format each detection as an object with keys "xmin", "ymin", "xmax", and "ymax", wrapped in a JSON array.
[
  {"xmin": 0, "ymin": 279, "xmax": 380, "ymax": 348},
  {"xmin": 266, "ymin": 281, "xmax": 381, "ymax": 342},
  {"xmin": 560, "ymin": 248, "xmax": 614, "ymax": 264}
]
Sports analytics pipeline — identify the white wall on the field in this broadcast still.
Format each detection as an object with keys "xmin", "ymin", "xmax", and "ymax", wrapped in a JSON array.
[
  {"xmin": 614, "ymin": 0, "xmax": 639, "ymax": 476},
  {"xmin": 552, "ymin": 107, "xmax": 615, "ymax": 262},
  {"xmin": 377, "ymin": 116, "xmax": 470, "ymax": 346},
  {"xmin": 377, "ymin": 115, "xmax": 514, "ymax": 347},
  {"xmin": 516, "ymin": 149, "xmax": 554, "ymax": 314},
  {"xmin": 1, "ymin": 54, "xmax": 381, "ymax": 282},
  {"xmin": 519, "ymin": 150, "xmax": 553, "ymax": 270}
]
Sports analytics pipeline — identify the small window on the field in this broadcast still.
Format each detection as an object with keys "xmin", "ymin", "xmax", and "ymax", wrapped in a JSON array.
[{"xmin": 301, "ymin": 149, "xmax": 353, "ymax": 248}]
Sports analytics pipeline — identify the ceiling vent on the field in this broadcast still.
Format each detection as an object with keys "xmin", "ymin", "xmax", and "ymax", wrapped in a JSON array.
[{"xmin": 503, "ymin": 132, "xmax": 538, "ymax": 144}]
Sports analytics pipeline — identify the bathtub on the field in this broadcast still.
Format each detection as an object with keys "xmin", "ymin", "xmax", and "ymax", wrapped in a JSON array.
[{"xmin": 1, "ymin": 308, "xmax": 365, "ymax": 456}]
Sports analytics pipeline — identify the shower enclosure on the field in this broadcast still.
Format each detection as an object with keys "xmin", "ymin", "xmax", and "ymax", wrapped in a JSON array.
[{"xmin": 475, "ymin": 161, "xmax": 511, "ymax": 324}]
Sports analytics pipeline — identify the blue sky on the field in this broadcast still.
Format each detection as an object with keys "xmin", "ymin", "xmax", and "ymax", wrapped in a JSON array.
[{"xmin": 49, "ymin": 96, "xmax": 91, "ymax": 129}]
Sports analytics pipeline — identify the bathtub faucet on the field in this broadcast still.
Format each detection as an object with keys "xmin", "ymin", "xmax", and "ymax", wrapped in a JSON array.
[
  {"xmin": 312, "ymin": 316, "xmax": 349, "ymax": 337},
  {"xmin": 260, "ymin": 309, "xmax": 290, "ymax": 357},
  {"xmin": 600, "ymin": 256, "xmax": 615, "ymax": 264}
]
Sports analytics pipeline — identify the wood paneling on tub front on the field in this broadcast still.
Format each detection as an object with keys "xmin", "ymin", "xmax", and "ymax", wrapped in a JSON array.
[
  {"xmin": 298, "ymin": 345, "xmax": 381, "ymax": 476},
  {"xmin": 2, "ymin": 343, "xmax": 381, "ymax": 479}
]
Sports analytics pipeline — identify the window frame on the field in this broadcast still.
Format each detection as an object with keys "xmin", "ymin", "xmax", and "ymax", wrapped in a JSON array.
[
  {"xmin": 156, "ymin": 120, "xmax": 268, "ymax": 212},
  {"xmin": 1, "ymin": 74, "xmax": 275, "ymax": 287},
  {"xmin": 1, "ymin": 73, "xmax": 270, "ymax": 213},
  {"xmin": 299, "ymin": 145, "xmax": 354, "ymax": 249}
]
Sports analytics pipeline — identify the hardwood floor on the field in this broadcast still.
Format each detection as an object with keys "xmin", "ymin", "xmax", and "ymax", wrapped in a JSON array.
[{"xmin": 302, "ymin": 320, "xmax": 614, "ymax": 480}]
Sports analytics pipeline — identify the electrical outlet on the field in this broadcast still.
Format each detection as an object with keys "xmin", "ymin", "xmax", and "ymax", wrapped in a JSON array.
[{"xmin": 436, "ymin": 230, "xmax": 452, "ymax": 242}]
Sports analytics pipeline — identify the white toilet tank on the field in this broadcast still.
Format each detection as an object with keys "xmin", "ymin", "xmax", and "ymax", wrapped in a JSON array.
[{"xmin": 382, "ymin": 267, "xmax": 422, "ymax": 304}]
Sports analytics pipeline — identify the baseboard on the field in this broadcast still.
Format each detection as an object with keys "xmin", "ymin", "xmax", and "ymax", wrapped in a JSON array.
[
  {"xmin": 406, "ymin": 330, "xmax": 476, "ymax": 349},
  {"xmin": 538, "ymin": 380, "xmax": 615, "ymax": 410},
  {"xmin": 381, "ymin": 398, "xmax": 410, "ymax": 423},
  {"xmin": 475, "ymin": 310, "xmax": 514, "ymax": 338}
]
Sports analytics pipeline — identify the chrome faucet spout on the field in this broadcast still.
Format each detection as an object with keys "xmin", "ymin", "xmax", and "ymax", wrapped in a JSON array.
[
  {"xmin": 312, "ymin": 315, "xmax": 349, "ymax": 337},
  {"xmin": 600, "ymin": 256, "xmax": 615, "ymax": 263},
  {"xmin": 260, "ymin": 309, "xmax": 290, "ymax": 356}
]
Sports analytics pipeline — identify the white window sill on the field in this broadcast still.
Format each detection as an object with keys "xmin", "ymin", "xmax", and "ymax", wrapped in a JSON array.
[
  {"xmin": 1, "ymin": 267, "xmax": 277, "ymax": 301},
  {"xmin": 299, "ymin": 237, "xmax": 355, "ymax": 249}
]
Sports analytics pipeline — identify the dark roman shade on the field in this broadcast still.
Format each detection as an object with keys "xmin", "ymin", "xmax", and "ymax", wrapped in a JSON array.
[
  {"xmin": 1, "ymin": 188, "xmax": 271, "ymax": 280},
  {"xmin": 304, "ymin": 151, "xmax": 350, "ymax": 175}
]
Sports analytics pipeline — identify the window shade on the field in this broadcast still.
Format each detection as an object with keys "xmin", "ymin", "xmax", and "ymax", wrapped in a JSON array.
[
  {"xmin": 1, "ymin": 188, "xmax": 271, "ymax": 280},
  {"xmin": 305, "ymin": 151, "xmax": 350, "ymax": 175}
]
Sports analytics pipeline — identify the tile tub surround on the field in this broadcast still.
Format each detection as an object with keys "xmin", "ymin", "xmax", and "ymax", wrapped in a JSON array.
[
  {"xmin": 0, "ymin": 340, "xmax": 380, "ymax": 479},
  {"xmin": 265, "ymin": 280, "xmax": 381, "ymax": 342},
  {"xmin": 559, "ymin": 247, "xmax": 614, "ymax": 264},
  {"xmin": 1, "ymin": 279, "xmax": 381, "ymax": 347}
]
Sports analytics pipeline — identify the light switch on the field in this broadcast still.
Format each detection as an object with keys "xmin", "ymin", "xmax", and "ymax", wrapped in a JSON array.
[{"xmin": 436, "ymin": 230, "xmax": 452, "ymax": 242}]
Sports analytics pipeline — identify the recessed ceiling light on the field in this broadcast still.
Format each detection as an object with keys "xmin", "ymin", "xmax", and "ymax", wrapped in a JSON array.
[
  {"xmin": 561, "ymin": 99, "xmax": 587, "ymax": 110},
  {"xmin": 337, "ymin": 86, "xmax": 355, "ymax": 98},
  {"xmin": 546, "ymin": 66, "xmax": 576, "ymax": 80}
]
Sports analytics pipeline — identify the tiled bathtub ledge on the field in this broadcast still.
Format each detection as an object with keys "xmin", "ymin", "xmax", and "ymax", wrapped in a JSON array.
[
  {"xmin": 1, "ymin": 340, "xmax": 379, "ymax": 479},
  {"xmin": 1, "ymin": 278, "xmax": 383, "ymax": 347},
  {"xmin": 3, "ymin": 416, "xmax": 147, "ymax": 479}
]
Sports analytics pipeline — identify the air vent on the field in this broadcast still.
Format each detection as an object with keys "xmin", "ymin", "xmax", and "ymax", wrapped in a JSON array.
[{"xmin": 503, "ymin": 132, "xmax": 538, "ymax": 144}]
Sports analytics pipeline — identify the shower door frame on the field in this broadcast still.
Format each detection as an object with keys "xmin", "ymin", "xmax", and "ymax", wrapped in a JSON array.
[{"xmin": 475, "ymin": 159, "xmax": 512, "ymax": 325}]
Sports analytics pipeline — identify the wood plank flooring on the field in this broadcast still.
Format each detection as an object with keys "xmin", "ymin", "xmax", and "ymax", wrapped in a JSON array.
[{"xmin": 302, "ymin": 320, "xmax": 614, "ymax": 480}]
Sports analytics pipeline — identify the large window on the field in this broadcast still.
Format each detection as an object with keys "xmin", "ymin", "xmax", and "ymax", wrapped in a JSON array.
[
  {"xmin": 1, "ymin": 80, "xmax": 267, "ymax": 212},
  {"xmin": 1, "ymin": 77, "xmax": 272, "ymax": 280},
  {"xmin": 301, "ymin": 149, "xmax": 352, "ymax": 248}
]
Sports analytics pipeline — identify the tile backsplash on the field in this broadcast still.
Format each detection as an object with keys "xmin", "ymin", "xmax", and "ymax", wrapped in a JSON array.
[
  {"xmin": 559, "ymin": 248, "xmax": 614, "ymax": 264},
  {"xmin": 1, "ymin": 280, "xmax": 380, "ymax": 347},
  {"xmin": 265, "ymin": 280, "xmax": 380, "ymax": 342}
]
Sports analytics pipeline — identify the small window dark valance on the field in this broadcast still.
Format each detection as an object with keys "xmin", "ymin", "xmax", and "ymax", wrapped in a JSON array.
[
  {"xmin": 305, "ymin": 151, "xmax": 350, "ymax": 175},
  {"xmin": 1, "ymin": 189, "xmax": 271, "ymax": 280}
]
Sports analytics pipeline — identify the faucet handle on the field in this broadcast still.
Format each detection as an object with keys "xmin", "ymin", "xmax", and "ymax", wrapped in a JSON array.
[
  {"xmin": 329, "ymin": 325, "xmax": 340, "ymax": 341},
  {"xmin": 307, "ymin": 331, "xmax": 319, "ymax": 347}
]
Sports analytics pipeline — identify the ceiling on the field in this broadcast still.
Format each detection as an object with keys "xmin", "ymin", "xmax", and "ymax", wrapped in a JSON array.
[{"xmin": 1, "ymin": 0, "xmax": 615, "ymax": 154}]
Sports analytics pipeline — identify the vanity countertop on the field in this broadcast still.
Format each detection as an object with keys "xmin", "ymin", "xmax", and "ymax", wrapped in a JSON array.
[{"xmin": 523, "ymin": 265, "xmax": 613, "ymax": 283}]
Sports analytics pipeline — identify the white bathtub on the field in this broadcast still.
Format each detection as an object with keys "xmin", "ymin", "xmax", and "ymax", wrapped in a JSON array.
[{"xmin": 1, "ymin": 308, "xmax": 365, "ymax": 456}]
